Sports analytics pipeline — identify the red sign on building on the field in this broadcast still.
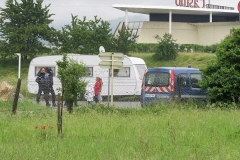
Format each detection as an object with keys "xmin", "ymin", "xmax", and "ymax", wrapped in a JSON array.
[{"xmin": 175, "ymin": 0, "xmax": 205, "ymax": 8}]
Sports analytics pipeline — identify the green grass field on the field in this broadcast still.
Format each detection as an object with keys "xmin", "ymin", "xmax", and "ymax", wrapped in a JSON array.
[
  {"xmin": 2, "ymin": 52, "xmax": 240, "ymax": 159},
  {"xmin": 1, "ymin": 101, "xmax": 240, "ymax": 159}
]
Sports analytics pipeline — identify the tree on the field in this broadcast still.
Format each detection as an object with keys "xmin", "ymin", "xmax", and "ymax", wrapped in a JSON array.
[
  {"xmin": 111, "ymin": 27, "xmax": 138, "ymax": 55},
  {"xmin": 153, "ymin": 33, "xmax": 178, "ymax": 61},
  {"xmin": 201, "ymin": 28, "xmax": 240, "ymax": 104},
  {"xmin": 56, "ymin": 15, "xmax": 113, "ymax": 54},
  {"xmin": 56, "ymin": 54, "xmax": 87, "ymax": 113},
  {"xmin": 0, "ymin": 0, "xmax": 55, "ymax": 59}
]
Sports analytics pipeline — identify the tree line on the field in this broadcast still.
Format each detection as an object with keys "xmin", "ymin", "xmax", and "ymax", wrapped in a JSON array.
[{"xmin": 0, "ymin": 0, "xmax": 137, "ymax": 60}]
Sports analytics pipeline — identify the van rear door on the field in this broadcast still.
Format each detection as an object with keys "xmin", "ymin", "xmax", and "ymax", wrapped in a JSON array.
[{"xmin": 142, "ymin": 69, "xmax": 173, "ymax": 105}]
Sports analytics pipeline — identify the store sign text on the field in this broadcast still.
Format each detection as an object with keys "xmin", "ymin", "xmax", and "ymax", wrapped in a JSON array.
[{"xmin": 175, "ymin": 0, "xmax": 205, "ymax": 8}]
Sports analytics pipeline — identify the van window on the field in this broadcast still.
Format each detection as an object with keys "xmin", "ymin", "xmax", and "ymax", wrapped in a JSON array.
[
  {"xmin": 86, "ymin": 67, "xmax": 93, "ymax": 77},
  {"xmin": 35, "ymin": 67, "xmax": 56, "ymax": 76},
  {"xmin": 190, "ymin": 73, "xmax": 202, "ymax": 88},
  {"xmin": 177, "ymin": 74, "xmax": 189, "ymax": 87},
  {"xmin": 145, "ymin": 72, "xmax": 169, "ymax": 87},
  {"xmin": 111, "ymin": 67, "xmax": 130, "ymax": 77},
  {"xmin": 135, "ymin": 64, "xmax": 147, "ymax": 80}
]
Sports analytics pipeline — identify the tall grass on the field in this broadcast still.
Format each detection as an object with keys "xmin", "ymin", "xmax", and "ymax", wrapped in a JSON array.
[{"xmin": 1, "ymin": 100, "xmax": 240, "ymax": 159}]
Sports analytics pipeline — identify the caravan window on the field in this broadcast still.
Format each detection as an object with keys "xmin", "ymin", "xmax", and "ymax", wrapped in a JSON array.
[
  {"xmin": 110, "ymin": 67, "xmax": 130, "ymax": 77},
  {"xmin": 86, "ymin": 67, "xmax": 93, "ymax": 77},
  {"xmin": 35, "ymin": 67, "xmax": 56, "ymax": 76},
  {"xmin": 190, "ymin": 73, "xmax": 202, "ymax": 88},
  {"xmin": 145, "ymin": 72, "xmax": 169, "ymax": 87},
  {"xmin": 135, "ymin": 64, "xmax": 147, "ymax": 80}
]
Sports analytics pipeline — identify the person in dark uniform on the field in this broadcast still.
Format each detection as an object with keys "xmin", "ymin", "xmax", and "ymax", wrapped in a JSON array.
[
  {"xmin": 36, "ymin": 67, "xmax": 50, "ymax": 106},
  {"xmin": 46, "ymin": 67, "xmax": 56, "ymax": 106}
]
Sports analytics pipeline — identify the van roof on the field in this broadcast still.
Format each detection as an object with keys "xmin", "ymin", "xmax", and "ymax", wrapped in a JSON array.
[{"xmin": 147, "ymin": 67, "xmax": 199, "ymax": 71}]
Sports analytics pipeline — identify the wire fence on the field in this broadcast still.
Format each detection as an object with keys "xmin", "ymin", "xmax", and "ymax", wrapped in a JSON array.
[
  {"xmin": 0, "ymin": 78, "xmax": 142, "ymax": 108},
  {"xmin": 1, "ymin": 76, "xmax": 207, "ymax": 108}
]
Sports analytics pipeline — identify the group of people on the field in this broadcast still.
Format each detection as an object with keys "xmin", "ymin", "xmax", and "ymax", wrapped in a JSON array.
[
  {"xmin": 36, "ymin": 67, "xmax": 102, "ymax": 106},
  {"xmin": 35, "ymin": 67, "xmax": 56, "ymax": 106},
  {"xmin": 84, "ymin": 76, "xmax": 103, "ymax": 105}
]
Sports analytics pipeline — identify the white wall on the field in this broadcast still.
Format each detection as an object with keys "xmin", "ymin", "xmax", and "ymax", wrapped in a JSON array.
[
  {"xmin": 136, "ymin": 21, "xmax": 240, "ymax": 45},
  {"xmin": 197, "ymin": 22, "xmax": 240, "ymax": 45},
  {"xmin": 138, "ymin": 22, "xmax": 198, "ymax": 44}
]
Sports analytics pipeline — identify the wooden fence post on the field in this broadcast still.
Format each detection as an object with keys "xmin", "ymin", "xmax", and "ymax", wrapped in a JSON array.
[
  {"xmin": 12, "ymin": 78, "xmax": 21, "ymax": 114},
  {"xmin": 177, "ymin": 76, "xmax": 183, "ymax": 101},
  {"xmin": 57, "ymin": 93, "xmax": 62, "ymax": 135}
]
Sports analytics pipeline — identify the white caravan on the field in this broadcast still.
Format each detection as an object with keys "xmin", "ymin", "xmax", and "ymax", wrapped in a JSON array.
[{"xmin": 27, "ymin": 54, "xmax": 147, "ymax": 96}]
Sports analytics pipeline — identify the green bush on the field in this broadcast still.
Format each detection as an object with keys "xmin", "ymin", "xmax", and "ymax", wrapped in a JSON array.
[
  {"xmin": 153, "ymin": 33, "xmax": 178, "ymax": 61},
  {"xmin": 202, "ymin": 28, "xmax": 240, "ymax": 105},
  {"xmin": 56, "ymin": 54, "xmax": 87, "ymax": 113}
]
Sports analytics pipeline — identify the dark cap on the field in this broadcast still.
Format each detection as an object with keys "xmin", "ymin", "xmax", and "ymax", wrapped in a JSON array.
[{"xmin": 47, "ymin": 67, "xmax": 53, "ymax": 73}]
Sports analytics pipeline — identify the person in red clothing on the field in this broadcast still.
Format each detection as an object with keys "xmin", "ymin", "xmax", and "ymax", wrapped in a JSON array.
[
  {"xmin": 99, "ymin": 78, "xmax": 103, "ymax": 103},
  {"xmin": 94, "ymin": 76, "xmax": 102, "ymax": 104}
]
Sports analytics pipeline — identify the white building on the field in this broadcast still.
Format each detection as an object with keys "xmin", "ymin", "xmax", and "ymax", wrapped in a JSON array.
[{"xmin": 113, "ymin": 3, "xmax": 240, "ymax": 45}]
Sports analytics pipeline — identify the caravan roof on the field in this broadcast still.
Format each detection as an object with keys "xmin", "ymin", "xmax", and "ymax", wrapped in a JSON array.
[
  {"xmin": 30, "ymin": 54, "xmax": 143, "ymax": 67},
  {"xmin": 128, "ymin": 57, "xmax": 146, "ymax": 65}
]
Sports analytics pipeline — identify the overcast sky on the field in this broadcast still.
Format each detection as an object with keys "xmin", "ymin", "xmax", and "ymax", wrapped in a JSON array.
[{"xmin": 0, "ymin": 0, "xmax": 239, "ymax": 28}]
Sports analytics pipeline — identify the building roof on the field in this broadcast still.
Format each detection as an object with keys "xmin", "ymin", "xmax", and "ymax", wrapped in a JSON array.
[{"xmin": 113, "ymin": 4, "xmax": 239, "ymax": 17}]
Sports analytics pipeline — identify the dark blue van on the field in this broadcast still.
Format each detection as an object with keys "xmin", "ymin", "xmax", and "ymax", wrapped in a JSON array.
[{"xmin": 140, "ymin": 67, "xmax": 207, "ymax": 107}]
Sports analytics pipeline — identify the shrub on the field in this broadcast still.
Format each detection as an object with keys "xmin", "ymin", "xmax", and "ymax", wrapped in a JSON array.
[
  {"xmin": 56, "ymin": 54, "xmax": 87, "ymax": 113},
  {"xmin": 153, "ymin": 33, "xmax": 178, "ymax": 61},
  {"xmin": 202, "ymin": 28, "xmax": 240, "ymax": 105}
]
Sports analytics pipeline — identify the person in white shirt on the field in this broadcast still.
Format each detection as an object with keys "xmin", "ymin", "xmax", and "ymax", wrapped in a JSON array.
[{"xmin": 84, "ymin": 83, "xmax": 94, "ymax": 106}]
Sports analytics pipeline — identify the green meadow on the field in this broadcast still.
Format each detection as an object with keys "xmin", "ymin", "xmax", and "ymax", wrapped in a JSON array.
[
  {"xmin": 1, "ymin": 52, "xmax": 240, "ymax": 159},
  {"xmin": 1, "ymin": 101, "xmax": 240, "ymax": 159}
]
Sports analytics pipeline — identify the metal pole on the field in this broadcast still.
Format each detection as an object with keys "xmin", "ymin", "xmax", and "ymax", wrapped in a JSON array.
[
  {"xmin": 15, "ymin": 53, "xmax": 21, "ymax": 79},
  {"xmin": 125, "ymin": 9, "xmax": 128, "ymax": 29},
  {"xmin": 169, "ymin": 10, "xmax": 172, "ymax": 34},
  {"xmin": 19, "ymin": 54, "xmax": 21, "ymax": 79},
  {"xmin": 108, "ymin": 69, "xmax": 110, "ymax": 107},
  {"xmin": 111, "ymin": 53, "xmax": 114, "ymax": 106},
  {"xmin": 210, "ymin": 12, "xmax": 212, "ymax": 22}
]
